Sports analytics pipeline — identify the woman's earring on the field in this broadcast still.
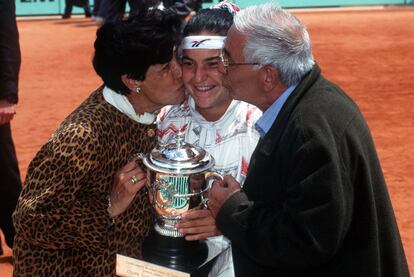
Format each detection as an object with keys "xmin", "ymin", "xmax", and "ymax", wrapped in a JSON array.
[{"xmin": 136, "ymin": 87, "xmax": 142, "ymax": 94}]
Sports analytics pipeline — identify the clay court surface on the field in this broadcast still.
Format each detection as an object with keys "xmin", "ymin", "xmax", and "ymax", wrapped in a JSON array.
[{"xmin": 1, "ymin": 6, "xmax": 413, "ymax": 275}]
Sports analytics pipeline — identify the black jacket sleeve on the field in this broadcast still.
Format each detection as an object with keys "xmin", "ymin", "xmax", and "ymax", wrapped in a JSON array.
[{"xmin": 0, "ymin": 0, "xmax": 21, "ymax": 103}]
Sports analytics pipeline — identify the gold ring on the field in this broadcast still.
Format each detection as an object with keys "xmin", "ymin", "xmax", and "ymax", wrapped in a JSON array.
[{"xmin": 130, "ymin": 175, "xmax": 138, "ymax": 184}]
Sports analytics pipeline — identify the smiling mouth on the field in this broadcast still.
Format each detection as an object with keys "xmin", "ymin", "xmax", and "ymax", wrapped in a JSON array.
[{"xmin": 194, "ymin": 85, "xmax": 215, "ymax": 92}]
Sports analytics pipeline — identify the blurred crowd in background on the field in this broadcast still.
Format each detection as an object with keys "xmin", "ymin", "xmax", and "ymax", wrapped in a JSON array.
[{"xmin": 62, "ymin": 0, "xmax": 205, "ymax": 24}]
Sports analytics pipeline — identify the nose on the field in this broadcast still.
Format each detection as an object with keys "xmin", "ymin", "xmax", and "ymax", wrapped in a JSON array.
[{"xmin": 194, "ymin": 65, "xmax": 207, "ymax": 82}]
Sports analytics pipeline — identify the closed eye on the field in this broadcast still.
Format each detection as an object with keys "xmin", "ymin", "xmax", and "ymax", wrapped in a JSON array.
[
  {"xmin": 206, "ymin": 61, "xmax": 219, "ymax": 68},
  {"xmin": 181, "ymin": 59, "xmax": 194, "ymax": 68}
]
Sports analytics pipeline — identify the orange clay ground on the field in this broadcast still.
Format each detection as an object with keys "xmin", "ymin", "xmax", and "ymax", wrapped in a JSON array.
[{"xmin": 1, "ymin": 6, "xmax": 413, "ymax": 276}]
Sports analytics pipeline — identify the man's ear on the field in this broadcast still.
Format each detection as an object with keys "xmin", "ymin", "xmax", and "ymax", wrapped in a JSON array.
[
  {"xmin": 121, "ymin": 74, "xmax": 141, "ymax": 92},
  {"xmin": 260, "ymin": 65, "xmax": 280, "ymax": 93}
]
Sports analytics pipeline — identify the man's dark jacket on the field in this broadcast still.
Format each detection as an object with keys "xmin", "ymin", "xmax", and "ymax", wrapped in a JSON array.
[{"xmin": 217, "ymin": 64, "xmax": 409, "ymax": 276}]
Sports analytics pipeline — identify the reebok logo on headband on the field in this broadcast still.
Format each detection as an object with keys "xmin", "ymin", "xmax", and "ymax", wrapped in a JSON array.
[
  {"xmin": 182, "ymin": 36, "xmax": 226, "ymax": 50},
  {"xmin": 192, "ymin": 39, "xmax": 211, "ymax": 47}
]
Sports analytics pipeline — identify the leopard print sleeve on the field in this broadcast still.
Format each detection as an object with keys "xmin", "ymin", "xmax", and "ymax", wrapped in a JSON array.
[{"xmin": 13, "ymin": 120, "xmax": 113, "ymax": 252}]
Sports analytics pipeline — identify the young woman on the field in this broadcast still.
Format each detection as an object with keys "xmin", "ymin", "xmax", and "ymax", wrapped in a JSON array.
[{"xmin": 157, "ymin": 3, "xmax": 262, "ymax": 276}]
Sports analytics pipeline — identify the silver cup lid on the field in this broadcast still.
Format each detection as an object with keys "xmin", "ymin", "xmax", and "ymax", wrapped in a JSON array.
[{"xmin": 144, "ymin": 136, "xmax": 215, "ymax": 175}]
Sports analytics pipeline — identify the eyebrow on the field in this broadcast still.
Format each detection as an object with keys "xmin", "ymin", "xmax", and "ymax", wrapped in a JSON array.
[
  {"xmin": 182, "ymin": 56, "xmax": 221, "ymax": 62},
  {"xmin": 205, "ymin": 56, "xmax": 221, "ymax": 62}
]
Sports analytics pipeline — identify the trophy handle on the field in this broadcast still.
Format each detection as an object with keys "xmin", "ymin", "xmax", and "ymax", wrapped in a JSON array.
[
  {"xmin": 204, "ymin": 171, "xmax": 223, "ymax": 188},
  {"xmin": 131, "ymin": 152, "xmax": 146, "ymax": 161},
  {"xmin": 172, "ymin": 171, "xmax": 223, "ymax": 200},
  {"xmin": 131, "ymin": 152, "xmax": 163, "ymax": 208},
  {"xmin": 131, "ymin": 152, "xmax": 149, "ymax": 189},
  {"xmin": 201, "ymin": 171, "xmax": 223, "ymax": 208}
]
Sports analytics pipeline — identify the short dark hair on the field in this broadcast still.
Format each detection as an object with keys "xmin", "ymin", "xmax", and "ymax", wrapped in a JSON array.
[
  {"xmin": 183, "ymin": 8, "xmax": 234, "ymax": 36},
  {"xmin": 93, "ymin": 9, "xmax": 182, "ymax": 95}
]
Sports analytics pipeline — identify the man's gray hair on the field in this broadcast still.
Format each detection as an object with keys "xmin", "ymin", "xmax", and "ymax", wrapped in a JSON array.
[{"xmin": 233, "ymin": 4, "xmax": 315, "ymax": 86}]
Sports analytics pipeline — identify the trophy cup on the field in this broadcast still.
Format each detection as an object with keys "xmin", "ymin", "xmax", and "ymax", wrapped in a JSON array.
[{"xmin": 135, "ymin": 137, "xmax": 222, "ymax": 274}]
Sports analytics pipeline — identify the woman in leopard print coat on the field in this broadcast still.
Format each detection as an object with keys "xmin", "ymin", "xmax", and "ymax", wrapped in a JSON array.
[{"xmin": 12, "ymin": 9, "xmax": 185, "ymax": 276}]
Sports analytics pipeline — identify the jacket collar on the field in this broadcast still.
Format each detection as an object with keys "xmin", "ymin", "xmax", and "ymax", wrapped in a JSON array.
[{"xmin": 257, "ymin": 63, "xmax": 321, "ymax": 156}]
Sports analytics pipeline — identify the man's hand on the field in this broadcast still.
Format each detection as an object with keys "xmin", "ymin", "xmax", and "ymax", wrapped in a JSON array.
[
  {"xmin": 176, "ymin": 208, "xmax": 221, "ymax": 241},
  {"xmin": 208, "ymin": 175, "xmax": 241, "ymax": 218},
  {"xmin": 0, "ymin": 100, "xmax": 17, "ymax": 125}
]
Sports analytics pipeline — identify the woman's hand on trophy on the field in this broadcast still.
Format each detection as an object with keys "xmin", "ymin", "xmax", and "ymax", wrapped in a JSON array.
[
  {"xmin": 108, "ymin": 159, "xmax": 147, "ymax": 217},
  {"xmin": 176, "ymin": 208, "xmax": 221, "ymax": 240}
]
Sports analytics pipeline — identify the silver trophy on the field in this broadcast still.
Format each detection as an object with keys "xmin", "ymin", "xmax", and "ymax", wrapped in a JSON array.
[
  {"xmin": 136, "ymin": 136, "xmax": 221, "ymax": 238},
  {"xmin": 135, "ymin": 137, "xmax": 223, "ymax": 272}
]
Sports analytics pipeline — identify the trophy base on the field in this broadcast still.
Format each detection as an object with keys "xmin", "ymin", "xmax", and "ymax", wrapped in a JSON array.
[{"xmin": 142, "ymin": 231, "xmax": 211, "ymax": 275}]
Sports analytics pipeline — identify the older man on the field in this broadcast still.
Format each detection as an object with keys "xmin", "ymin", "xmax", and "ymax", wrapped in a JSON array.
[{"xmin": 208, "ymin": 4, "xmax": 409, "ymax": 277}]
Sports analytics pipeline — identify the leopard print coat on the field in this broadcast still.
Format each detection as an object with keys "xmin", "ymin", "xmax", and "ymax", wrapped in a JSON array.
[{"xmin": 13, "ymin": 87, "xmax": 157, "ymax": 276}]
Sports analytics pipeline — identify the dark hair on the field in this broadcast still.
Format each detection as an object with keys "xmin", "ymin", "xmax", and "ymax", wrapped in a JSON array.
[
  {"xmin": 183, "ymin": 8, "xmax": 234, "ymax": 36},
  {"xmin": 93, "ymin": 8, "xmax": 182, "ymax": 95}
]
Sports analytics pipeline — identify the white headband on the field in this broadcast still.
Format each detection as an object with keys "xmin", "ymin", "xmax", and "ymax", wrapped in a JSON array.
[{"xmin": 181, "ymin": 36, "xmax": 226, "ymax": 50}]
